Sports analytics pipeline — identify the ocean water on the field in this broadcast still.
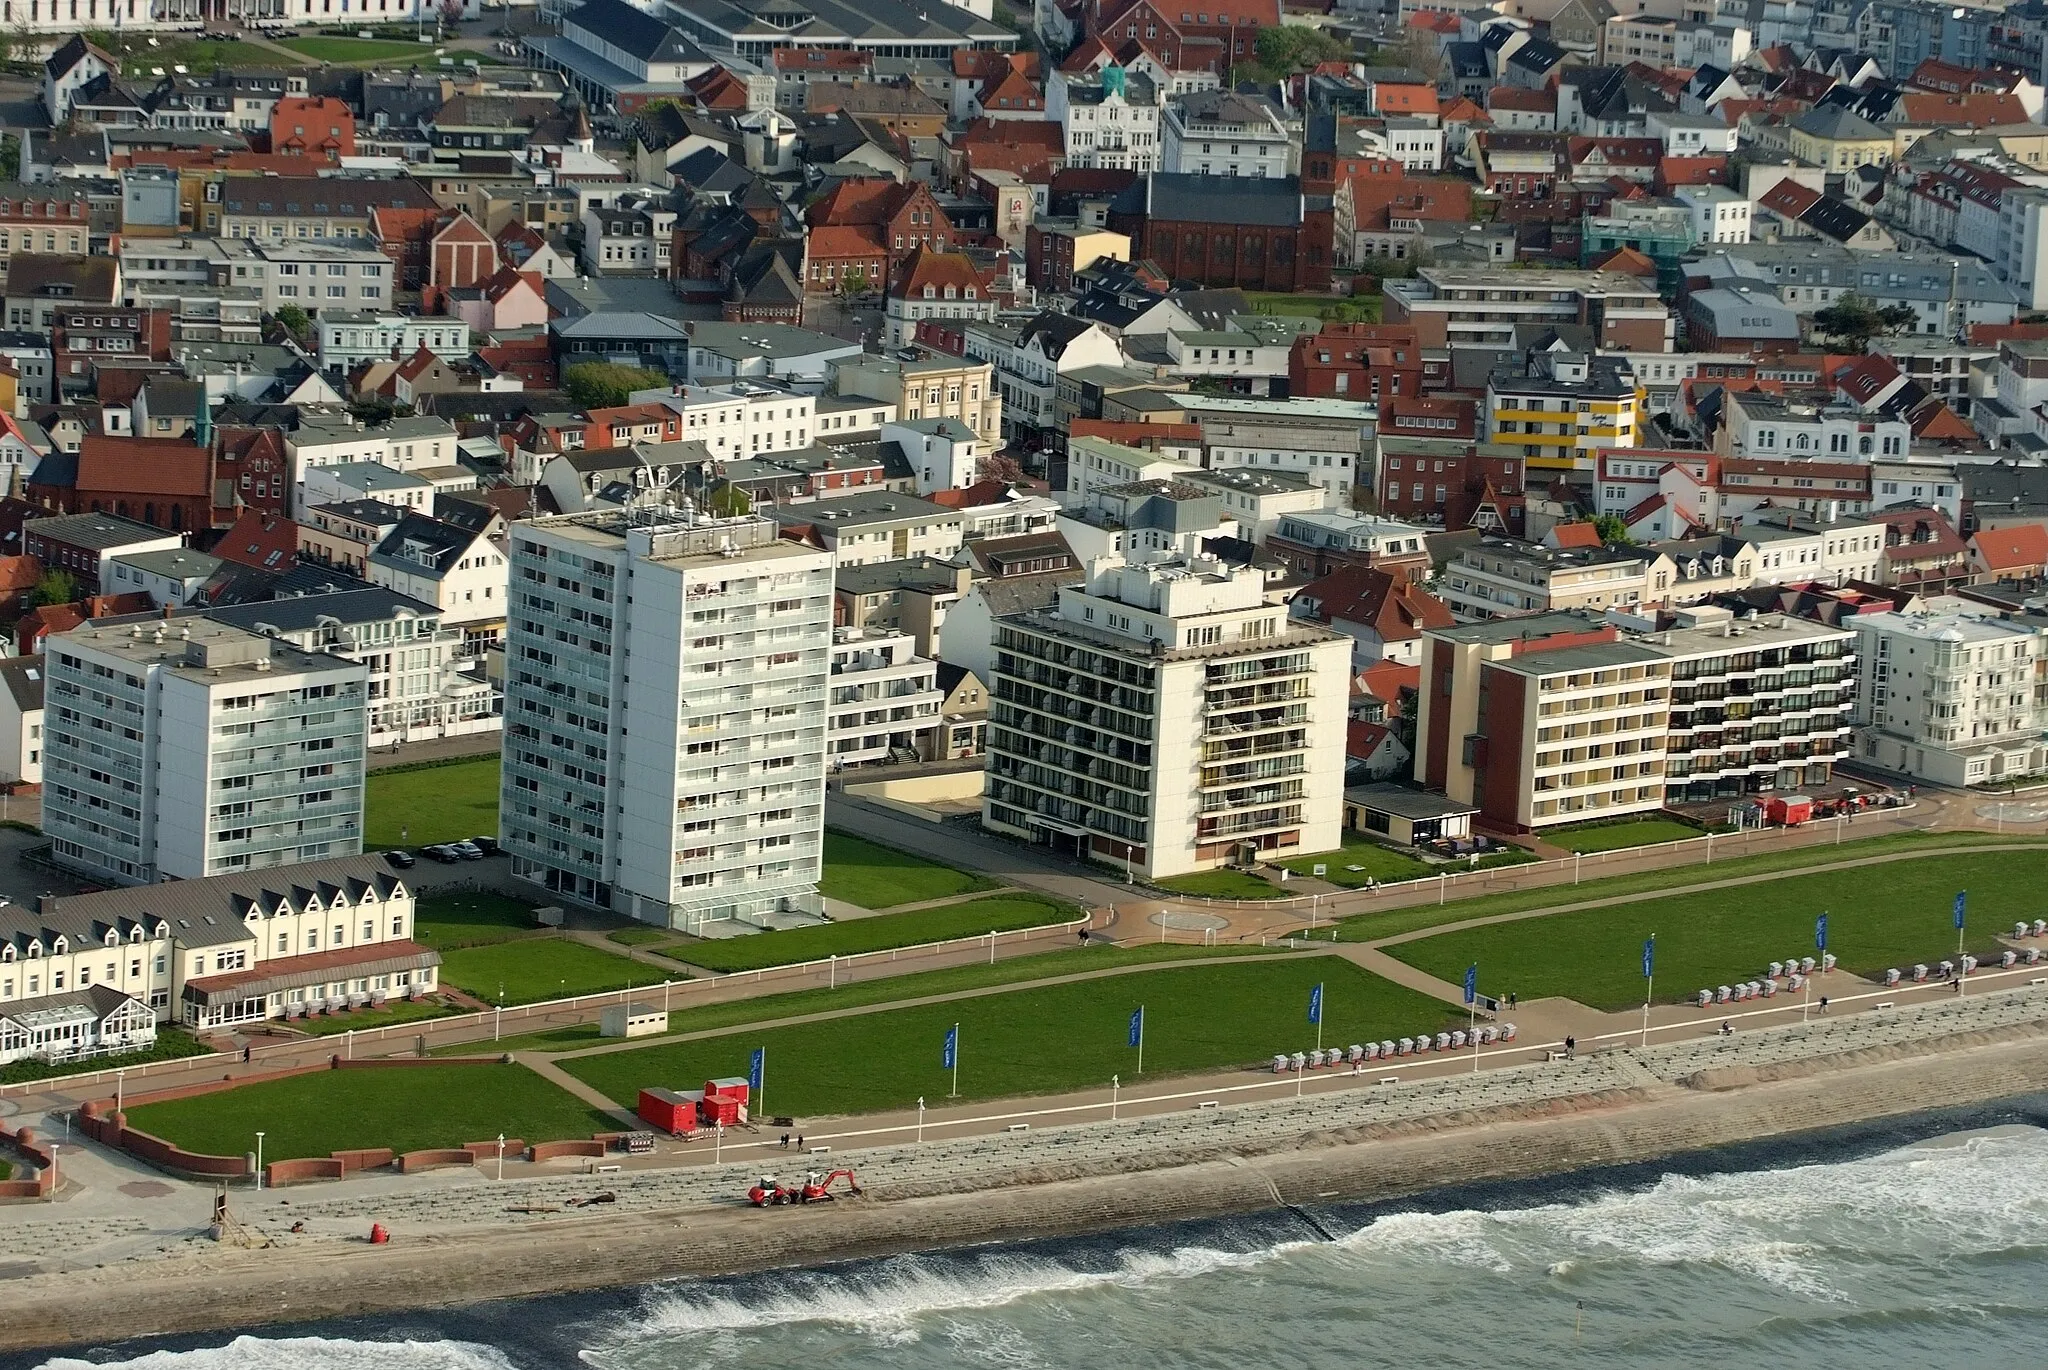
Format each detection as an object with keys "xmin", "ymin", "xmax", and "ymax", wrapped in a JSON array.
[{"xmin": 20, "ymin": 1104, "xmax": 2048, "ymax": 1370}]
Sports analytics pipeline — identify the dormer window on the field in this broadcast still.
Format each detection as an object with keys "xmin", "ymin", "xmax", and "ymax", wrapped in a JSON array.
[{"xmin": 923, "ymin": 285, "xmax": 935, "ymax": 298}]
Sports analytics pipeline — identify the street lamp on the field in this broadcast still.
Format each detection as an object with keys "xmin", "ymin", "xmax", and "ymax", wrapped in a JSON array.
[
  {"xmin": 916, "ymin": 1096, "xmax": 925, "ymax": 1143},
  {"xmin": 115, "ymin": 1067, "xmax": 126, "ymax": 1114},
  {"xmin": 495, "ymin": 984, "xmax": 504, "ymax": 1041},
  {"xmin": 496, "ymin": 1133, "xmax": 506, "ymax": 1181},
  {"xmin": 254, "ymin": 1131, "xmax": 265, "ymax": 1192}
]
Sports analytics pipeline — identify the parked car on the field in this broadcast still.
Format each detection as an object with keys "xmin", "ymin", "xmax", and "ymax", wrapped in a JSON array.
[
  {"xmin": 447, "ymin": 840, "xmax": 486, "ymax": 861},
  {"xmin": 384, "ymin": 849, "xmax": 416, "ymax": 869},
  {"xmin": 469, "ymin": 836, "xmax": 501, "ymax": 856},
  {"xmin": 421, "ymin": 844, "xmax": 462, "ymax": 864}
]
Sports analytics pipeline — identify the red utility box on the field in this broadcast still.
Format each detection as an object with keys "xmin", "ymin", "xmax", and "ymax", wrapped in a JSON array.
[
  {"xmin": 699, "ymin": 1077, "xmax": 750, "ymax": 1127},
  {"xmin": 1766, "ymin": 794, "xmax": 1813, "ymax": 826}
]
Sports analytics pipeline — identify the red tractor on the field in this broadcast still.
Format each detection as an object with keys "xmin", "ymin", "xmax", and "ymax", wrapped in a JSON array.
[{"xmin": 747, "ymin": 1175, "xmax": 797, "ymax": 1207}]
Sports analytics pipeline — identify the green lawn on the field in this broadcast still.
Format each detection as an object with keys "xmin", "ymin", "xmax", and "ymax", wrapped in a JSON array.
[
  {"xmin": 1389, "ymin": 849, "xmax": 2040, "ymax": 1012},
  {"xmin": 1277, "ymin": 833, "xmax": 1432, "ymax": 887},
  {"xmin": 111, "ymin": 37, "xmax": 296, "ymax": 76},
  {"xmin": 125, "ymin": 1064, "xmax": 619, "ymax": 1163},
  {"xmin": 607, "ymin": 927, "xmax": 673, "ymax": 947},
  {"xmin": 0, "ymin": 1030, "xmax": 213, "ymax": 1086},
  {"xmin": 1546, "ymin": 817, "xmax": 1711, "ymax": 854},
  {"xmin": 672, "ymin": 895, "xmax": 1077, "ymax": 973},
  {"xmin": 563, "ymin": 958, "xmax": 1459, "ymax": 1117},
  {"xmin": 280, "ymin": 35, "xmax": 440, "ymax": 63},
  {"xmin": 461, "ymin": 943, "xmax": 1303, "ymax": 1049},
  {"xmin": 413, "ymin": 892, "xmax": 540, "ymax": 950},
  {"xmin": 365, "ymin": 756, "xmax": 500, "ymax": 848},
  {"xmin": 435, "ymin": 942, "xmax": 1296, "ymax": 1056},
  {"xmin": 819, "ymin": 830, "xmax": 997, "ymax": 908},
  {"xmin": 439, "ymin": 937, "xmax": 670, "ymax": 1006},
  {"xmin": 1246, "ymin": 292, "xmax": 1382, "ymax": 324},
  {"xmin": 1154, "ymin": 870, "xmax": 1290, "ymax": 899},
  {"xmin": 1327, "ymin": 830, "xmax": 2033, "ymax": 946}
]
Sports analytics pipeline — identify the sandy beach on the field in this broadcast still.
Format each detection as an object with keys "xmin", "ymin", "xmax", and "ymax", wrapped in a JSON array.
[{"xmin": 6, "ymin": 993, "xmax": 2048, "ymax": 1355}]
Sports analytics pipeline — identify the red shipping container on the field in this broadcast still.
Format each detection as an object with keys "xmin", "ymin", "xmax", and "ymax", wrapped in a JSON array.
[
  {"xmin": 1766, "ymin": 795, "xmax": 1813, "ymax": 826},
  {"xmin": 638, "ymin": 1088, "xmax": 697, "ymax": 1133}
]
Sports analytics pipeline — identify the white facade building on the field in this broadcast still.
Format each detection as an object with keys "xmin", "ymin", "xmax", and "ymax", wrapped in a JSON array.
[
  {"xmin": 827, "ymin": 627, "xmax": 946, "ymax": 767},
  {"xmin": 500, "ymin": 509, "xmax": 835, "ymax": 931},
  {"xmin": 1675, "ymin": 184, "xmax": 1752, "ymax": 244},
  {"xmin": 1047, "ymin": 66, "xmax": 1160, "ymax": 172},
  {"xmin": 983, "ymin": 552, "xmax": 1352, "ymax": 879},
  {"xmin": 631, "ymin": 381, "xmax": 817, "ymax": 459},
  {"xmin": 316, "ymin": 313, "xmax": 473, "ymax": 375},
  {"xmin": 0, "ymin": 655, "xmax": 42, "ymax": 787},
  {"xmin": 1852, "ymin": 600, "xmax": 2048, "ymax": 785},
  {"xmin": 42, "ymin": 619, "xmax": 367, "ymax": 886},
  {"xmin": 1160, "ymin": 89, "xmax": 1292, "ymax": 178}
]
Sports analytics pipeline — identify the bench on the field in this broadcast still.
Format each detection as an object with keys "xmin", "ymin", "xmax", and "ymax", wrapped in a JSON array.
[
  {"xmin": 1196, "ymin": 1100, "xmax": 1219, "ymax": 1110},
  {"xmin": 590, "ymin": 1162, "xmax": 622, "ymax": 1175},
  {"xmin": 808, "ymin": 1146, "xmax": 831, "ymax": 1154},
  {"xmin": 1006, "ymin": 1123, "xmax": 1029, "ymax": 1132}
]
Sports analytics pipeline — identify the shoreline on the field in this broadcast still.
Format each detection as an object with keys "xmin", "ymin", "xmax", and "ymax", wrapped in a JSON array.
[{"xmin": 7, "ymin": 1017, "xmax": 2048, "ymax": 1356}]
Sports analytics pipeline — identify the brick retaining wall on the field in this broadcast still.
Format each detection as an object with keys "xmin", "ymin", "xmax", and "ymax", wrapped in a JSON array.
[
  {"xmin": 528, "ymin": 1140, "xmax": 606, "ymax": 1162},
  {"xmin": 395, "ymin": 1148, "xmax": 477, "ymax": 1173}
]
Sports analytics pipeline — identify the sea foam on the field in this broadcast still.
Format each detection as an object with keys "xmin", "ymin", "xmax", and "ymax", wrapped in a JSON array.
[{"xmin": 36, "ymin": 1335, "xmax": 519, "ymax": 1370}]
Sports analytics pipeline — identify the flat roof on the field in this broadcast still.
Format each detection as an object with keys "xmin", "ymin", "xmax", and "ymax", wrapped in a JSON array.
[{"xmin": 1344, "ymin": 784, "xmax": 1478, "ymax": 819}]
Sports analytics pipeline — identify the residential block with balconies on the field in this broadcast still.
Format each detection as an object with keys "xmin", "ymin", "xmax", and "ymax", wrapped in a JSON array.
[
  {"xmin": 1851, "ymin": 599, "xmax": 2048, "ymax": 785},
  {"xmin": 1483, "ymin": 350, "xmax": 1641, "ymax": 474},
  {"xmin": 984, "ymin": 552, "xmax": 1350, "ymax": 879}
]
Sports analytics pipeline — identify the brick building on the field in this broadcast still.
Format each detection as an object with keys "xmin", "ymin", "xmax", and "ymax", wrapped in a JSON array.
[
  {"xmin": 1287, "ymin": 323, "xmax": 1423, "ymax": 402},
  {"xmin": 1106, "ymin": 173, "xmax": 1334, "ymax": 292}
]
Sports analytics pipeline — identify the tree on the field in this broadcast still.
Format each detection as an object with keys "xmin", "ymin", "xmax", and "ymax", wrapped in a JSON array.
[
  {"xmin": 1589, "ymin": 513, "xmax": 1633, "ymax": 546},
  {"xmin": 0, "ymin": 134, "xmax": 19, "ymax": 183},
  {"xmin": 29, "ymin": 569, "xmax": 77, "ymax": 608},
  {"xmin": 1812, "ymin": 292, "xmax": 1920, "ymax": 351},
  {"xmin": 838, "ymin": 266, "xmax": 871, "ymax": 297},
  {"xmin": 439, "ymin": 0, "xmax": 464, "ymax": 25},
  {"xmin": 273, "ymin": 303, "xmax": 310, "ymax": 341},
  {"xmin": 1245, "ymin": 23, "xmax": 1350, "ymax": 80},
  {"xmin": 564, "ymin": 361, "xmax": 669, "ymax": 409}
]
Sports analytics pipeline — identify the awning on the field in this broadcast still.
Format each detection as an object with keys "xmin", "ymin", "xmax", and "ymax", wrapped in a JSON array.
[{"xmin": 181, "ymin": 943, "xmax": 441, "ymax": 1008}]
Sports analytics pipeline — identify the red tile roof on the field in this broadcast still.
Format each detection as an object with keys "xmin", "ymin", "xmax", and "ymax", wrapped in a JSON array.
[
  {"xmin": 1548, "ymin": 521, "xmax": 1602, "ymax": 549},
  {"xmin": 1971, "ymin": 522, "xmax": 2048, "ymax": 572}
]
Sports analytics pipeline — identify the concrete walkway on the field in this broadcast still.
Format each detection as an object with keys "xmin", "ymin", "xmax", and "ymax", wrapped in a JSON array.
[
  {"xmin": 823, "ymin": 884, "xmax": 1024, "ymax": 920},
  {"xmin": 515, "ymin": 1055, "xmax": 640, "ymax": 1129}
]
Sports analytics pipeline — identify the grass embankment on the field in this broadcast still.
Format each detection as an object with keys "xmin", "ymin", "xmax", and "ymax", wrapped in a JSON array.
[
  {"xmin": 435, "ymin": 942, "xmax": 1297, "ymax": 1056},
  {"xmin": 1389, "ymin": 847, "xmax": 2043, "ymax": 1011},
  {"xmin": 817, "ymin": 830, "xmax": 998, "ymax": 909},
  {"xmin": 125, "ymin": 1064, "xmax": 618, "ymax": 1162},
  {"xmin": 1544, "ymin": 817, "xmax": 1718, "ymax": 854},
  {"xmin": 563, "ymin": 958, "xmax": 1456, "ymax": 1116},
  {"xmin": 669, "ymin": 895, "xmax": 1078, "ymax": 973}
]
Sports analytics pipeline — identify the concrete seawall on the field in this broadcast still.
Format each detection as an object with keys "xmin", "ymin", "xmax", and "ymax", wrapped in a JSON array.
[{"xmin": 8, "ymin": 992, "xmax": 2048, "ymax": 1353}]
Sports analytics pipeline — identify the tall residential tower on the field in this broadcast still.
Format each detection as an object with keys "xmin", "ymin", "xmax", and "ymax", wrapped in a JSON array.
[{"xmin": 500, "ymin": 507, "xmax": 833, "ymax": 930}]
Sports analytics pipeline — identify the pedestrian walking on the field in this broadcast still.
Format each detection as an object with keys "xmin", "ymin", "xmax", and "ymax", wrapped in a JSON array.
[
  {"xmin": 242, "ymin": 1045, "xmax": 251, "ymax": 1064},
  {"xmin": 1819, "ymin": 996, "xmax": 1829, "ymax": 1014},
  {"xmin": 796, "ymin": 1134, "xmax": 805, "ymax": 1149},
  {"xmin": 1719, "ymin": 1020, "xmax": 1733, "ymax": 1036},
  {"xmin": 1564, "ymin": 1035, "xmax": 1575, "ymax": 1059},
  {"xmin": 780, "ymin": 1133, "xmax": 790, "ymax": 1149},
  {"xmin": 1508, "ymin": 991, "xmax": 1518, "ymax": 1010}
]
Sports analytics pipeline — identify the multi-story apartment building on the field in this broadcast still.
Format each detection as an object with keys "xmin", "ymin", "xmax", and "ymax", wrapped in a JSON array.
[
  {"xmin": 1655, "ymin": 607, "xmax": 1857, "ymax": 802},
  {"xmin": 1483, "ymin": 350, "xmax": 1641, "ymax": 474},
  {"xmin": 1415, "ymin": 611, "xmax": 1672, "ymax": 830},
  {"xmin": 834, "ymin": 351, "xmax": 1003, "ymax": 446},
  {"xmin": 628, "ymin": 381, "xmax": 820, "ymax": 459},
  {"xmin": 42, "ymin": 618, "xmax": 367, "ymax": 886},
  {"xmin": 1852, "ymin": 599, "xmax": 2048, "ymax": 785},
  {"xmin": 207, "ymin": 589, "xmax": 500, "ymax": 748},
  {"xmin": 316, "ymin": 313, "xmax": 473, "ymax": 375},
  {"xmin": 1440, "ymin": 537, "xmax": 1651, "ymax": 620},
  {"xmin": 1413, "ymin": 606, "xmax": 1852, "ymax": 830},
  {"xmin": 1715, "ymin": 390, "xmax": 1910, "ymax": 461},
  {"xmin": 1161, "ymin": 89, "xmax": 1292, "ymax": 178},
  {"xmin": 827, "ymin": 627, "xmax": 947, "ymax": 767},
  {"xmin": 1381, "ymin": 267, "xmax": 1674, "ymax": 350},
  {"xmin": 0, "ymin": 854, "xmax": 439, "ymax": 1059},
  {"xmin": 500, "ymin": 509, "xmax": 835, "ymax": 931},
  {"xmin": 984, "ymin": 552, "xmax": 1351, "ymax": 878},
  {"xmin": 1732, "ymin": 509, "xmax": 1888, "ymax": 585},
  {"xmin": 1048, "ymin": 66, "xmax": 1161, "ymax": 173}
]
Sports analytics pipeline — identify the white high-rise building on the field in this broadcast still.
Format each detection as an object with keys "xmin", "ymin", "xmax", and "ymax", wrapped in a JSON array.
[
  {"xmin": 984, "ymin": 552, "xmax": 1351, "ymax": 879},
  {"xmin": 43, "ymin": 619, "xmax": 368, "ymax": 885},
  {"xmin": 500, "ymin": 508, "xmax": 834, "ymax": 931},
  {"xmin": 1851, "ymin": 599, "xmax": 2048, "ymax": 786}
]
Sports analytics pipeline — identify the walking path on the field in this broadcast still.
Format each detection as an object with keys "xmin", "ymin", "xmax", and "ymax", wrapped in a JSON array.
[{"xmin": 516, "ymin": 1055, "xmax": 640, "ymax": 1128}]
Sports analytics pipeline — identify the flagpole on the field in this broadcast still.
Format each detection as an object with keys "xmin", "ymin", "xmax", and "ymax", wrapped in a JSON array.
[
  {"xmin": 1640, "ymin": 934, "xmax": 1655, "ymax": 1048},
  {"xmin": 950, "ymin": 1023, "xmax": 960, "ymax": 1098},
  {"xmin": 1315, "ymin": 983, "xmax": 1323, "ymax": 1055},
  {"xmin": 1138, "ymin": 1006, "xmax": 1145, "ymax": 1075}
]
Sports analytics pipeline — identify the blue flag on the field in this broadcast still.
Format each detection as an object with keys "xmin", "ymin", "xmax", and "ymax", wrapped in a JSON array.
[
  {"xmin": 1462, "ymin": 964, "xmax": 1477, "ymax": 1006},
  {"xmin": 1308, "ymin": 983, "xmax": 1323, "ymax": 1024},
  {"xmin": 1954, "ymin": 891, "xmax": 1967, "ymax": 930},
  {"xmin": 1642, "ymin": 936, "xmax": 1656, "ymax": 980},
  {"xmin": 1128, "ymin": 1006, "xmax": 1144, "ymax": 1048},
  {"xmin": 942, "ymin": 1024, "xmax": 958, "ymax": 1070},
  {"xmin": 748, "ymin": 1047, "xmax": 764, "ymax": 1093},
  {"xmin": 1814, "ymin": 913, "xmax": 1828, "ymax": 952}
]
